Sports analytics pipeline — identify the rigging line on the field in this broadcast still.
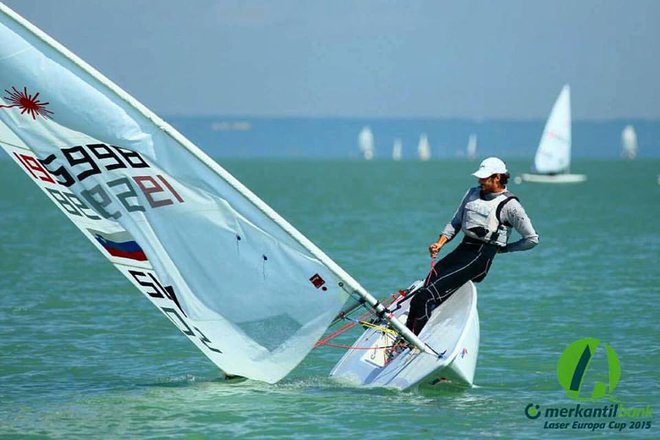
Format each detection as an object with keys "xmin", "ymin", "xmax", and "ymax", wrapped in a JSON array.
[
  {"xmin": 314, "ymin": 314, "xmax": 372, "ymax": 348},
  {"xmin": 314, "ymin": 319, "xmax": 361, "ymax": 348},
  {"xmin": 330, "ymin": 289, "xmax": 371, "ymax": 324},
  {"xmin": 320, "ymin": 342, "xmax": 403, "ymax": 351},
  {"xmin": 315, "ymin": 322, "xmax": 397, "ymax": 349},
  {"xmin": 393, "ymin": 258, "xmax": 437, "ymax": 309},
  {"xmin": 315, "ymin": 320, "xmax": 396, "ymax": 349},
  {"xmin": 358, "ymin": 321, "xmax": 398, "ymax": 335},
  {"xmin": 336, "ymin": 288, "xmax": 401, "ymax": 323},
  {"xmin": 424, "ymin": 255, "xmax": 437, "ymax": 287},
  {"xmin": 315, "ymin": 291, "xmax": 404, "ymax": 348}
]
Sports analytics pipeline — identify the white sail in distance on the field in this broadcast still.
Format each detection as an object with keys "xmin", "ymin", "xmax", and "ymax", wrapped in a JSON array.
[
  {"xmin": 621, "ymin": 125, "xmax": 637, "ymax": 159},
  {"xmin": 392, "ymin": 138, "xmax": 402, "ymax": 161},
  {"xmin": 534, "ymin": 85, "xmax": 571, "ymax": 174},
  {"xmin": 358, "ymin": 126, "xmax": 374, "ymax": 160},
  {"xmin": 466, "ymin": 134, "xmax": 477, "ymax": 160},
  {"xmin": 0, "ymin": 4, "xmax": 374, "ymax": 384},
  {"xmin": 417, "ymin": 133, "xmax": 431, "ymax": 161}
]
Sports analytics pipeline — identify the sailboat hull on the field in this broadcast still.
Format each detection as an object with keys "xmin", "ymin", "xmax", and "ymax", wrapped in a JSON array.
[
  {"xmin": 519, "ymin": 173, "xmax": 587, "ymax": 183},
  {"xmin": 329, "ymin": 281, "xmax": 479, "ymax": 390}
]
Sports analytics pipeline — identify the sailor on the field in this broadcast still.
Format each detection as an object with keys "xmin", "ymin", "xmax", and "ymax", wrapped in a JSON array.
[{"xmin": 405, "ymin": 157, "xmax": 539, "ymax": 335}]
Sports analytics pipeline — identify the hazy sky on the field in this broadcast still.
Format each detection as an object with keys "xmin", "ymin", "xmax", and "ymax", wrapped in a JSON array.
[{"xmin": 3, "ymin": 0, "xmax": 659, "ymax": 120}]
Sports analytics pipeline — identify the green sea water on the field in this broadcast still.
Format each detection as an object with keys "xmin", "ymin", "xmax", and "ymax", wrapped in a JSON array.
[{"xmin": 0, "ymin": 158, "xmax": 658, "ymax": 439}]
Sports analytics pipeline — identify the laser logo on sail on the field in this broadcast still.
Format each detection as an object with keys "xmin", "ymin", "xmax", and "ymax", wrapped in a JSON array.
[{"xmin": 0, "ymin": 86, "xmax": 53, "ymax": 119}]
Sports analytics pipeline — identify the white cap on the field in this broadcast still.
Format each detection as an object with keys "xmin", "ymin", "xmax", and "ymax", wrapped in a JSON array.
[{"xmin": 472, "ymin": 157, "xmax": 508, "ymax": 178}]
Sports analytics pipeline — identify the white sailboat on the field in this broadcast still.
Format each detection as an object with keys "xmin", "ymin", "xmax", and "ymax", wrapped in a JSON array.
[
  {"xmin": 0, "ymin": 4, "xmax": 462, "ymax": 389},
  {"xmin": 620, "ymin": 125, "xmax": 637, "ymax": 160},
  {"xmin": 358, "ymin": 126, "xmax": 375, "ymax": 160},
  {"xmin": 392, "ymin": 138, "xmax": 402, "ymax": 161},
  {"xmin": 417, "ymin": 133, "xmax": 431, "ymax": 161},
  {"xmin": 519, "ymin": 85, "xmax": 586, "ymax": 183},
  {"xmin": 466, "ymin": 133, "xmax": 478, "ymax": 160}
]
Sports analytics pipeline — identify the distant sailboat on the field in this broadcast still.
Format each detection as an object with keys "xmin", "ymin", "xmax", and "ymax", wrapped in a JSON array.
[
  {"xmin": 392, "ymin": 138, "xmax": 402, "ymax": 161},
  {"xmin": 358, "ymin": 126, "xmax": 375, "ymax": 160},
  {"xmin": 620, "ymin": 125, "xmax": 637, "ymax": 160},
  {"xmin": 466, "ymin": 134, "xmax": 478, "ymax": 160},
  {"xmin": 417, "ymin": 133, "xmax": 431, "ymax": 161},
  {"xmin": 519, "ymin": 85, "xmax": 586, "ymax": 183}
]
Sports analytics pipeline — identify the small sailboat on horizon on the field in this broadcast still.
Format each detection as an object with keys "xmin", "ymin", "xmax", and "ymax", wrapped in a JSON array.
[
  {"xmin": 466, "ymin": 133, "xmax": 478, "ymax": 160},
  {"xmin": 620, "ymin": 125, "xmax": 637, "ymax": 160},
  {"xmin": 518, "ymin": 84, "xmax": 586, "ymax": 184},
  {"xmin": 392, "ymin": 138, "xmax": 402, "ymax": 161},
  {"xmin": 417, "ymin": 133, "xmax": 431, "ymax": 161},
  {"xmin": 358, "ymin": 126, "xmax": 375, "ymax": 160}
]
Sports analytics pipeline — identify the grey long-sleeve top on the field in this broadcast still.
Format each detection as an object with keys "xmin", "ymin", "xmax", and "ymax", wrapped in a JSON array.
[{"xmin": 441, "ymin": 187, "xmax": 539, "ymax": 253}]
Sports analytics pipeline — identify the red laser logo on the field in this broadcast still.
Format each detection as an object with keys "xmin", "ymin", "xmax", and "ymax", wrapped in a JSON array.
[{"xmin": 0, "ymin": 86, "xmax": 53, "ymax": 119}]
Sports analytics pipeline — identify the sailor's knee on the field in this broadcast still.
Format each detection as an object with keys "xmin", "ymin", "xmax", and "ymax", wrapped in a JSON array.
[{"xmin": 410, "ymin": 288, "xmax": 430, "ymax": 307}]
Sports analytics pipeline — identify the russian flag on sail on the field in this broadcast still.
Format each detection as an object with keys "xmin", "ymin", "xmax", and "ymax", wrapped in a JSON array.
[{"xmin": 88, "ymin": 229, "xmax": 147, "ymax": 261}]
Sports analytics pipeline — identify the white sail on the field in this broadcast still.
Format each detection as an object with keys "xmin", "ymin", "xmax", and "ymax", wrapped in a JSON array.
[
  {"xmin": 358, "ymin": 126, "xmax": 374, "ymax": 160},
  {"xmin": 466, "ymin": 134, "xmax": 477, "ymax": 160},
  {"xmin": 621, "ymin": 125, "xmax": 637, "ymax": 159},
  {"xmin": 0, "ymin": 4, "xmax": 379, "ymax": 384},
  {"xmin": 417, "ymin": 133, "xmax": 431, "ymax": 161},
  {"xmin": 534, "ymin": 85, "xmax": 571, "ymax": 174},
  {"xmin": 392, "ymin": 138, "xmax": 402, "ymax": 161}
]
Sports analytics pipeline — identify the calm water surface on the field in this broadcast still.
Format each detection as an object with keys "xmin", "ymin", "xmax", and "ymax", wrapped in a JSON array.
[{"xmin": 0, "ymin": 159, "xmax": 658, "ymax": 438}]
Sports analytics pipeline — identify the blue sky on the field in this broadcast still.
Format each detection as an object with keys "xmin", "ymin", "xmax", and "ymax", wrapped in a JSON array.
[{"xmin": 3, "ymin": 0, "xmax": 660, "ymax": 120}]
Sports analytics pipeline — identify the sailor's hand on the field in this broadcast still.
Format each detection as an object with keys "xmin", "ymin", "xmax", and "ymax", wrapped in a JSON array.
[{"xmin": 429, "ymin": 242, "xmax": 442, "ymax": 257}]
